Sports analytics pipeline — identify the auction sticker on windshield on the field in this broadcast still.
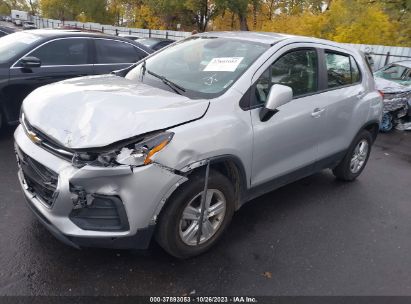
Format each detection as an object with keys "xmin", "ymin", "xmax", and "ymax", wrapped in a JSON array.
[{"xmin": 204, "ymin": 57, "xmax": 244, "ymax": 72}]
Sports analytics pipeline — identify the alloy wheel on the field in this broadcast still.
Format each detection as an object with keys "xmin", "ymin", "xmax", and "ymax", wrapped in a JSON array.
[
  {"xmin": 350, "ymin": 139, "xmax": 369, "ymax": 174},
  {"xmin": 179, "ymin": 189, "xmax": 226, "ymax": 246}
]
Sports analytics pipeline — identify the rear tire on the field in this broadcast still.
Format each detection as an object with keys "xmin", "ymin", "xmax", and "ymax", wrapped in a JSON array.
[
  {"xmin": 155, "ymin": 170, "xmax": 235, "ymax": 259},
  {"xmin": 333, "ymin": 130, "xmax": 372, "ymax": 181}
]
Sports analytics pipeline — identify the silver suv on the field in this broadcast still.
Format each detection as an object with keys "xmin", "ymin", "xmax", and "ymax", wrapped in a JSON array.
[{"xmin": 15, "ymin": 32, "xmax": 383, "ymax": 258}]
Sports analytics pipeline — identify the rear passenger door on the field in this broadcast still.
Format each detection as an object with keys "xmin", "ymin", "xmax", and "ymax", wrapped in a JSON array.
[
  {"xmin": 92, "ymin": 38, "xmax": 147, "ymax": 74},
  {"xmin": 315, "ymin": 49, "xmax": 364, "ymax": 164}
]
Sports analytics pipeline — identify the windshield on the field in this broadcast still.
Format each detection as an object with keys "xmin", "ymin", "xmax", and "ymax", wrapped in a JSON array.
[
  {"xmin": 126, "ymin": 37, "xmax": 269, "ymax": 99},
  {"xmin": 375, "ymin": 64, "xmax": 411, "ymax": 87},
  {"xmin": 0, "ymin": 32, "xmax": 41, "ymax": 64}
]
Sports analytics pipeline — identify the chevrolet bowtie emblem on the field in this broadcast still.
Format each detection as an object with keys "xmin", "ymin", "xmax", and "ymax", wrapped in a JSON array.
[{"xmin": 28, "ymin": 131, "xmax": 42, "ymax": 144}]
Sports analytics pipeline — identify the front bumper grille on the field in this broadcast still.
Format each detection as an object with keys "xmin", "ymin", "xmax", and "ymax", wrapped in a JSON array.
[
  {"xmin": 69, "ymin": 195, "xmax": 130, "ymax": 232},
  {"xmin": 16, "ymin": 146, "xmax": 59, "ymax": 207}
]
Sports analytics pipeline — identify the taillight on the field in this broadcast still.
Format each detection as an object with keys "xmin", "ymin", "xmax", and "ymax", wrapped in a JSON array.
[{"xmin": 378, "ymin": 90, "xmax": 384, "ymax": 99}]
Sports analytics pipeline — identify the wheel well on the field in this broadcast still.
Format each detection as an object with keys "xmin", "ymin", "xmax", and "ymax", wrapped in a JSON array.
[
  {"xmin": 179, "ymin": 157, "xmax": 247, "ymax": 211},
  {"xmin": 207, "ymin": 160, "xmax": 245, "ymax": 210},
  {"xmin": 364, "ymin": 122, "xmax": 379, "ymax": 142}
]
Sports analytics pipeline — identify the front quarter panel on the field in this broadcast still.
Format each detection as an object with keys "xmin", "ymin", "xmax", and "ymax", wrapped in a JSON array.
[{"xmin": 152, "ymin": 89, "xmax": 253, "ymax": 188}]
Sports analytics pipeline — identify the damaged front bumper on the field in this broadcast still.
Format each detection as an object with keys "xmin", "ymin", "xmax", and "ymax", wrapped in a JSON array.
[
  {"xmin": 382, "ymin": 91, "xmax": 410, "ymax": 116},
  {"xmin": 14, "ymin": 125, "xmax": 186, "ymax": 249}
]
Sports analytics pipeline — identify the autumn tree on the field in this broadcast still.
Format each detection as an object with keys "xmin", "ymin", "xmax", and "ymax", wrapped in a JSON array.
[{"xmin": 0, "ymin": 0, "xmax": 30, "ymax": 14}]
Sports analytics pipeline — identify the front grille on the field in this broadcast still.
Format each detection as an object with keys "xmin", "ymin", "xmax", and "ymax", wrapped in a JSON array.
[
  {"xmin": 21, "ymin": 113, "xmax": 74, "ymax": 161},
  {"xmin": 16, "ymin": 146, "xmax": 59, "ymax": 207}
]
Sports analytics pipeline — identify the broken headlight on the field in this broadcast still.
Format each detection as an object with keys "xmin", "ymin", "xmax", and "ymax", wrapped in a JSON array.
[{"xmin": 73, "ymin": 132, "xmax": 174, "ymax": 167}]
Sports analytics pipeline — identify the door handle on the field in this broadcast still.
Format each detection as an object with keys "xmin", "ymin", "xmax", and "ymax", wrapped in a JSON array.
[
  {"xmin": 311, "ymin": 108, "xmax": 325, "ymax": 118},
  {"xmin": 357, "ymin": 91, "xmax": 366, "ymax": 98}
]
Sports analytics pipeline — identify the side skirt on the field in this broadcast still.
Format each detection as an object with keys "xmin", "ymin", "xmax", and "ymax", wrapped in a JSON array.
[{"xmin": 242, "ymin": 150, "xmax": 347, "ymax": 205}]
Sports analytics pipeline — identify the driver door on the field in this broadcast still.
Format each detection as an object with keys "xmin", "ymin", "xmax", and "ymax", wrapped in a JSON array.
[{"xmin": 250, "ymin": 47, "xmax": 328, "ymax": 188}]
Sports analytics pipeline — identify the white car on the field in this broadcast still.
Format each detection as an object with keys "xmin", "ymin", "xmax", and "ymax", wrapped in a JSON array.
[{"xmin": 23, "ymin": 21, "xmax": 37, "ymax": 30}]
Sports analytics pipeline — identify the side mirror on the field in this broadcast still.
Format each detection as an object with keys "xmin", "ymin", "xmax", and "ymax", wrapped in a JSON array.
[
  {"xmin": 20, "ymin": 56, "xmax": 41, "ymax": 69},
  {"xmin": 260, "ymin": 84, "xmax": 293, "ymax": 122}
]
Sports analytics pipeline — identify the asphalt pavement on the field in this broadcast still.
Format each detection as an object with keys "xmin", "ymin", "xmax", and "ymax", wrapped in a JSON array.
[{"xmin": 0, "ymin": 126, "xmax": 410, "ymax": 296}]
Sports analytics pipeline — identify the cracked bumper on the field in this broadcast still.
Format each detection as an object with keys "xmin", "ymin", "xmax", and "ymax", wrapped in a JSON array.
[{"xmin": 14, "ymin": 125, "xmax": 186, "ymax": 249}]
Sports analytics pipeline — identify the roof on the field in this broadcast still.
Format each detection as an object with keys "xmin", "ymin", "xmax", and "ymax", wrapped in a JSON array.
[
  {"xmin": 197, "ymin": 31, "xmax": 358, "ymax": 54},
  {"xmin": 26, "ymin": 29, "xmax": 115, "ymax": 38},
  {"xmin": 16, "ymin": 29, "xmax": 153, "ymax": 53},
  {"xmin": 198, "ymin": 31, "xmax": 294, "ymax": 45}
]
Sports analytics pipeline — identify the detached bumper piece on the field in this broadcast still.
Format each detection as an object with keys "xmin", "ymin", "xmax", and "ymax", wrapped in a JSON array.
[{"xmin": 69, "ymin": 195, "xmax": 130, "ymax": 232}]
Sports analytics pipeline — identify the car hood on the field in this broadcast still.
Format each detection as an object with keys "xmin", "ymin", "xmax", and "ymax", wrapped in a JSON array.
[
  {"xmin": 374, "ymin": 77, "xmax": 411, "ymax": 94},
  {"xmin": 22, "ymin": 75, "xmax": 209, "ymax": 149}
]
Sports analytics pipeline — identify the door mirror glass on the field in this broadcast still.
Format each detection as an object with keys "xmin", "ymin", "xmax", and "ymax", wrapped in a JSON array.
[
  {"xmin": 20, "ymin": 56, "xmax": 41, "ymax": 68},
  {"xmin": 260, "ymin": 84, "xmax": 293, "ymax": 122}
]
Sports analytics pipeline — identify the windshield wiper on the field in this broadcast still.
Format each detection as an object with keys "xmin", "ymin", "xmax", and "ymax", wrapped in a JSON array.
[{"xmin": 140, "ymin": 60, "xmax": 186, "ymax": 95}]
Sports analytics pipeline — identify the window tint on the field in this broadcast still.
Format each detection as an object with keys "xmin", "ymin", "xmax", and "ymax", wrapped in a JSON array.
[
  {"xmin": 95, "ymin": 39, "xmax": 143, "ymax": 64},
  {"xmin": 255, "ymin": 49, "xmax": 318, "ymax": 105},
  {"xmin": 31, "ymin": 39, "xmax": 88, "ymax": 66},
  {"xmin": 350, "ymin": 56, "xmax": 361, "ymax": 83}
]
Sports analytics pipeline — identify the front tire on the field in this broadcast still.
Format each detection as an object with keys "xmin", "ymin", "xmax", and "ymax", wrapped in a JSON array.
[
  {"xmin": 156, "ymin": 170, "xmax": 235, "ymax": 259},
  {"xmin": 380, "ymin": 113, "xmax": 393, "ymax": 132},
  {"xmin": 333, "ymin": 130, "xmax": 372, "ymax": 181}
]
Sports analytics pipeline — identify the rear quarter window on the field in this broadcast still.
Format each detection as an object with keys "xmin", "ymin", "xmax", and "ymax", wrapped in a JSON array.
[{"xmin": 326, "ymin": 52, "xmax": 362, "ymax": 88}]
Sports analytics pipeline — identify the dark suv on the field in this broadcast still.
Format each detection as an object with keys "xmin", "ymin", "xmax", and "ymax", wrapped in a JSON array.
[{"xmin": 0, "ymin": 30, "xmax": 152, "ymax": 128}]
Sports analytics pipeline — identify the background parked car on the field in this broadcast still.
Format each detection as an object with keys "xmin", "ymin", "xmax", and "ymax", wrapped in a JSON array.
[
  {"xmin": 138, "ymin": 37, "xmax": 175, "ymax": 51},
  {"xmin": 0, "ymin": 26, "xmax": 15, "ymax": 37},
  {"xmin": 0, "ymin": 30, "xmax": 152, "ymax": 128},
  {"xmin": 22, "ymin": 21, "xmax": 37, "ymax": 30},
  {"xmin": 374, "ymin": 61, "xmax": 411, "ymax": 132}
]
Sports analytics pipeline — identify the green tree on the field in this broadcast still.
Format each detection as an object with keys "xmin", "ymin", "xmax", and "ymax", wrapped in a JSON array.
[{"xmin": 185, "ymin": 0, "xmax": 220, "ymax": 32}]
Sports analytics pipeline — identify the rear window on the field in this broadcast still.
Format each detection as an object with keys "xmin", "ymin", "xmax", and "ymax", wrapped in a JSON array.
[{"xmin": 95, "ymin": 39, "xmax": 143, "ymax": 64}]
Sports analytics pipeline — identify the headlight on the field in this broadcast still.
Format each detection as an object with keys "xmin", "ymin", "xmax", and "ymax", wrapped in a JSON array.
[{"xmin": 73, "ymin": 132, "xmax": 174, "ymax": 167}]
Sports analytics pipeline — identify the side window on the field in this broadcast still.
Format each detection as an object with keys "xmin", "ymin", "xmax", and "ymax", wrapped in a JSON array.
[
  {"xmin": 30, "ymin": 39, "xmax": 89, "ymax": 66},
  {"xmin": 325, "ymin": 52, "xmax": 352, "ymax": 88},
  {"xmin": 255, "ymin": 49, "xmax": 318, "ymax": 105},
  {"xmin": 95, "ymin": 39, "xmax": 144, "ymax": 64},
  {"xmin": 350, "ymin": 56, "xmax": 361, "ymax": 83}
]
